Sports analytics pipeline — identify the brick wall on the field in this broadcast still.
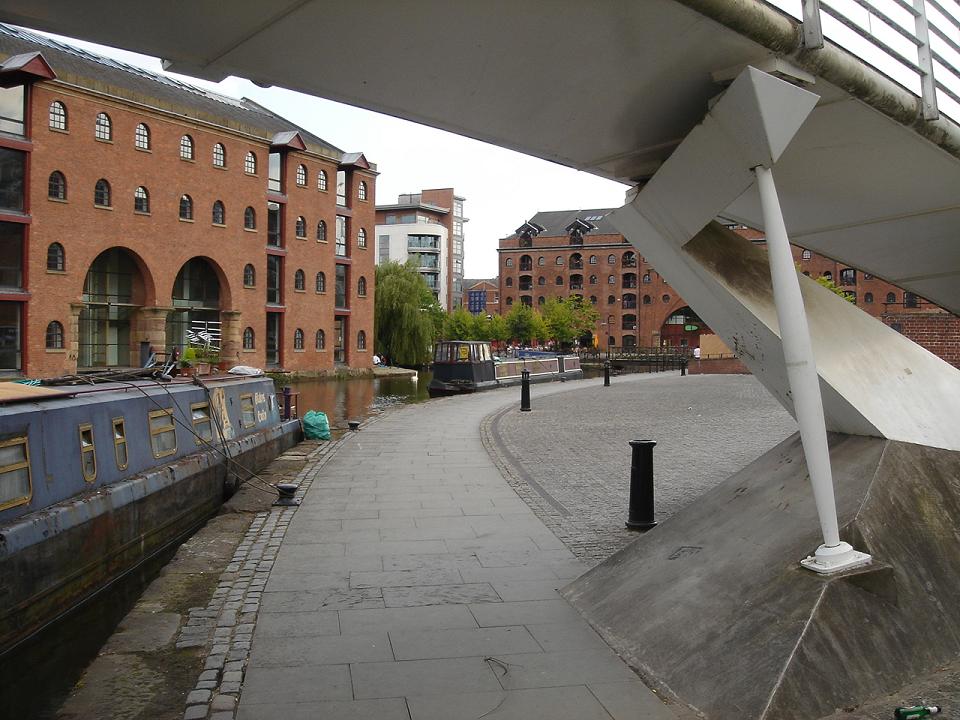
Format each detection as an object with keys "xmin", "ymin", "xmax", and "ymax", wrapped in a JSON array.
[{"xmin": 882, "ymin": 313, "xmax": 960, "ymax": 368}]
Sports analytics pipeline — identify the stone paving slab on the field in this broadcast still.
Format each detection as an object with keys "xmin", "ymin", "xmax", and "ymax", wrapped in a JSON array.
[{"xmin": 234, "ymin": 376, "xmax": 727, "ymax": 719}]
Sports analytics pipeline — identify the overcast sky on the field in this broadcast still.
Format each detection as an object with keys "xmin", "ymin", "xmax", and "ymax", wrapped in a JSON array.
[{"xmin": 36, "ymin": 29, "xmax": 627, "ymax": 280}]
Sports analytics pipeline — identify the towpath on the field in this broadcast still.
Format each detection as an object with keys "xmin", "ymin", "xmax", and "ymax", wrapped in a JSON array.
[{"xmin": 225, "ymin": 373, "xmax": 796, "ymax": 720}]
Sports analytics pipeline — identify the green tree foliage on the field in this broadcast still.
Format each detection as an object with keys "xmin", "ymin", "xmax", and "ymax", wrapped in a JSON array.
[
  {"xmin": 505, "ymin": 303, "xmax": 540, "ymax": 345},
  {"xmin": 442, "ymin": 306, "xmax": 474, "ymax": 340},
  {"xmin": 815, "ymin": 275, "xmax": 856, "ymax": 303},
  {"xmin": 541, "ymin": 296, "xmax": 601, "ymax": 348},
  {"xmin": 489, "ymin": 314, "xmax": 509, "ymax": 344},
  {"xmin": 374, "ymin": 261, "xmax": 437, "ymax": 365}
]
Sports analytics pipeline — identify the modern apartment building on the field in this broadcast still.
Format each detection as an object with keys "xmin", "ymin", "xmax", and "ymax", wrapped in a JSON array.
[
  {"xmin": 499, "ymin": 210, "xmax": 960, "ymax": 365},
  {"xmin": 0, "ymin": 24, "xmax": 377, "ymax": 377},
  {"xmin": 375, "ymin": 188, "xmax": 465, "ymax": 309}
]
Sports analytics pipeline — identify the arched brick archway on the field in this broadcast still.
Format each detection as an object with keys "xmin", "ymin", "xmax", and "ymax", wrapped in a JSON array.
[
  {"xmin": 77, "ymin": 246, "xmax": 158, "ymax": 368},
  {"xmin": 658, "ymin": 305, "xmax": 709, "ymax": 349},
  {"xmin": 166, "ymin": 256, "xmax": 234, "ymax": 360}
]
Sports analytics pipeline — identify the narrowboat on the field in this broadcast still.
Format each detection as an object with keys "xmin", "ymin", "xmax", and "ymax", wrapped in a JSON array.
[
  {"xmin": 428, "ymin": 340, "xmax": 582, "ymax": 397},
  {"xmin": 0, "ymin": 373, "xmax": 300, "ymax": 655}
]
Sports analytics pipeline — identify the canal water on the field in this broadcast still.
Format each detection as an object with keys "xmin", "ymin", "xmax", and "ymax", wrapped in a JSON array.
[
  {"xmin": 282, "ymin": 371, "xmax": 432, "ymax": 435},
  {"xmin": 1, "ymin": 372, "xmax": 433, "ymax": 720}
]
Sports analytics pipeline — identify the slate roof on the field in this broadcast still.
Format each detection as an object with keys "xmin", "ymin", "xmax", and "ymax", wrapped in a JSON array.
[
  {"xmin": 0, "ymin": 23, "xmax": 344, "ymax": 159},
  {"xmin": 508, "ymin": 208, "xmax": 621, "ymax": 239}
]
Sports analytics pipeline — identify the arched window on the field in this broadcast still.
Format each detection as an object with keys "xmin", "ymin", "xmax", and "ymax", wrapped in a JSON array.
[
  {"xmin": 48, "ymin": 171, "xmax": 66, "ymax": 200},
  {"xmin": 179, "ymin": 135, "xmax": 194, "ymax": 160},
  {"xmin": 358, "ymin": 181, "xmax": 368, "ymax": 200},
  {"xmin": 244, "ymin": 206, "xmax": 256, "ymax": 230},
  {"xmin": 538, "ymin": 276, "xmax": 545, "ymax": 286},
  {"xmin": 864, "ymin": 292, "xmax": 874, "ymax": 304},
  {"xmin": 607, "ymin": 295, "xmax": 616, "ymax": 305},
  {"xmin": 294, "ymin": 328, "xmax": 304, "ymax": 350},
  {"xmin": 643, "ymin": 294, "xmax": 652, "ymax": 305},
  {"xmin": 505, "ymin": 277, "xmax": 513, "ymax": 287},
  {"xmin": 316, "ymin": 271, "xmax": 326, "ymax": 293},
  {"xmin": 505, "ymin": 258, "xmax": 513, "ymax": 268},
  {"xmin": 589, "ymin": 255, "xmax": 598, "ymax": 264},
  {"xmin": 134, "ymin": 123, "xmax": 150, "ymax": 150},
  {"xmin": 822, "ymin": 271, "xmax": 833, "ymax": 282},
  {"xmin": 537, "ymin": 256, "xmax": 545, "ymax": 266},
  {"xmin": 134, "ymin": 186, "xmax": 149, "ymax": 213},
  {"xmin": 243, "ymin": 264, "xmax": 256, "ymax": 287},
  {"xmin": 212, "ymin": 200, "xmax": 226, "ymax": 225},
  {"xmin": 295, "ymin": 216, "xmax": 306, "ymax": 238},
  {"xmin": 589, "ymin": 275, "xmax": 598, "ymax": 285},
  {"xmin": 590, "ymin": 296, "xmax": 598, "ymax": 305},
  {"xmin": 623, "ymin": 251, "xmax": 637, "ymax": 267},
  {"xmin": 506, "ymin": 297, "xmax": 513, "ymax": 306},
  {"xmin": 642, "ymin": 273, "xmax": 651, "ymax": 283},
  {"xmin": 213, "ymin": 143, "xmax": 226, "ymax": 168},
  {"xmin": 47, "ymin": 243, "xmax": 65, "ymax": 271},
  {"xmin": 49, "ymin": 101, "xmax": 67, "ymax": 130},
  {"xmin": 45, "ymin": 321, "xmax": 64, "ymax": 349},
  {"xmin": 315, "ymin": 329, "xmax": 326, "ymax": 350},
  {"xmin": 358, "ymin": 276, "xmax": 367, "ymax": 296},
  {"xmin": 243, "ymin": 327, "xmax": 255, "ymax": 350},
  {"xmin": 95, "ymin": 112, "xmax": 111, "ymax": 141},
  {"xmin": 555, "ymin": 276, "xmax": 563, "ymax": 286},
  {"xmin": 608, "ymin": 254, "xmax": 616, "ymax": 264},
  {"xmin": 179, "ymin": 195, "xmax": 193, "ymax": 220},
  {"xmin": 886, "ymin": 292, "xmax": 897, "ymax": 303},
  {"xmin": 244, "ymin": 151, "xmax": 257, "ymax": 174},
  {"xmin": 555, "ymin": 256, "xmax": 563, "ymax": 265},
  {"xmin": 538, "ymin": 296, "xmax": 546, "ymax": 305},
  {"xmin": 294, "ymin": 269, "xmax": 306, "ymax": 291},
  {"xmin": 802, "ymin": 249, "xmax": 812, "ymax": 260},
  {"xmin": 94, "ymin": 179, "xmax": 111, "ymax": 207},
  {"xmin": 357, "ymin": 330, "xmax": 367, "ymax": 350},
  {"xmin": 608, "ymin": 275, "xmax": 615, "ymax": 285},
  {"xmin": 357, "ymin": 228, "xmax": 367, "ymax": 248},
  {"xmin": 662, "ymin": 294, "xmax": 671, "ymax": 303},
  {"xmin": 318, "ymin": 170, "xmax": 328, "ymax": 191},
  {"xmin": 317, "ymin": 220, "xmax": 327, "ymax": 242},
  {"xmin": 296, "ymin": 164, "xmax": 307, "ymax": 186}
]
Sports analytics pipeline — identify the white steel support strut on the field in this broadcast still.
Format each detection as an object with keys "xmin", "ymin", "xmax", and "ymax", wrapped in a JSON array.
[{"xmin": 754, "ymin": 165, "xmax": 871, "ymax": 574}]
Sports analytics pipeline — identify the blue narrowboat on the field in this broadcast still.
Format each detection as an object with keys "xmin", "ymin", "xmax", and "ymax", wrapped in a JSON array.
[{"xmin": 0, "ymin": 374, "xmax": 300, "ymax": 654}]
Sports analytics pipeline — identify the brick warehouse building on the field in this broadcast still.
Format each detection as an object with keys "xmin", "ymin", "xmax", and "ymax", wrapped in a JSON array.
[
  {"xmin": 0, "ymin": 25, "xmax": 377, "ymax": 378},
  {"xmin": 498, "ymin": 210, "xmax": 960, "ymax": 366}
]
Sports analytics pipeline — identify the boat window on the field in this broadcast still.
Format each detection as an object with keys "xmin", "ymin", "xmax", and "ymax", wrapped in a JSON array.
[
  {"xmin": 192, "ymin": 402, "xmax": 213, "ymax": 443},
  {"xmin": 240, "ymin": 394, "xmax": 256, "ymax": 428},
  {"xmin": 149, "ymin": 408, "xmax": 177, "ymax": 458},
  {"xmin": 113, "ymin": 418, "xmax": 128, "ymax": 470},
  {"xmin": 0, "ymin": 436, "xmax": 31, "ymax": 510},
  {"xmin": 79, "ymin": 423, "xmax": 97, "ymax": 482}
]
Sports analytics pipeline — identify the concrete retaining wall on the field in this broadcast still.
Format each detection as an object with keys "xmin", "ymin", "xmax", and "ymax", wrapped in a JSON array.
[{"xmin": 564, "ymin": 433, "xmax": 960, "ymax": 719}]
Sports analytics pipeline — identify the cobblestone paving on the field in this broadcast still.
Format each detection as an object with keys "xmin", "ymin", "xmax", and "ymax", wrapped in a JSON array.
[
  {"xmin": 483, "ymin": 373, "xmax": 798, "ymax": 563},
  {"xmin": 175, "ymin": 434, "xmax": 351, "ymax": 720}
]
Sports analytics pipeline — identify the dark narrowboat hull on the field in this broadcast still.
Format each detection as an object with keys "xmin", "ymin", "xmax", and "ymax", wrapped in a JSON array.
[{"xmin": 0, "ymin": 376, "xmax": 301, "ymax": 655}]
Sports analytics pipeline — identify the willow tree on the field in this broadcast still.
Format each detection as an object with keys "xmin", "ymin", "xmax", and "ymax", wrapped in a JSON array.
[{"xmin": 374, "ymin": 261, "xmax": 438, "ymax": 365}]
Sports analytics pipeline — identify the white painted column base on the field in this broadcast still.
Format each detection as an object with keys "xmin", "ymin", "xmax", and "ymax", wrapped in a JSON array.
[{"xmin": 800, "ymin": 542, "xmax": 872, "ymax": 575}]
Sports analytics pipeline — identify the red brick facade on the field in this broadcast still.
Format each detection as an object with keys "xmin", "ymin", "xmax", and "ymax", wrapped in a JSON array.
[
  {"xmin": 1, "ymin": 36, "xmax": 376, "ymax": 378},
  {"xmin": 498, "ymin": 215, "xmax": 959, "ymax": 365}
]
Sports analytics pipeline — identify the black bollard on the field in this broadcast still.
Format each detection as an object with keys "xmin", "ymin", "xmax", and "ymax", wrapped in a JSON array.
[
  {"xmin": 680, "ymin": 357, "xmax": 688, "ymax": 376},
  {"xmin": 282, "ymin": 386, "xmax": 293, "ymax": 420},
  {"xmin": 520, "ymin": 368, "xmax": 531, "ymax": 412},
  {"xmin": 626, "ymin": 440, "xmax": 658, "ymax": 531},
  {"xmin": 603, "ymin": 360, "xmax": 611, "ymax": 387}
]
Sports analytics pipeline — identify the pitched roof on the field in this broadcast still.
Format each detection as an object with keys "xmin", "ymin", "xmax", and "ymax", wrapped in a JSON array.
[
  {"xmin": 0, "ymin": 23, "xmax": 344, "ymax": 158},
  {"xmin": 507, "ymin": 208, "xmax": 620, "ymax": 239}
]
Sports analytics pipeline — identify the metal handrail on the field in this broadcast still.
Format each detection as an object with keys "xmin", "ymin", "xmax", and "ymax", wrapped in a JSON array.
[{"xmin": 785, "ymin": 0, "xmax": 960, "ymax": 121}]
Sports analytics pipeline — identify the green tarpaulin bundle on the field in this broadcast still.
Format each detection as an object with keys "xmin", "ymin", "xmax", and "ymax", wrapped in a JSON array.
[{"xmin": 303, "ymin": 410, "xmax": 331, "ymax": 440}]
